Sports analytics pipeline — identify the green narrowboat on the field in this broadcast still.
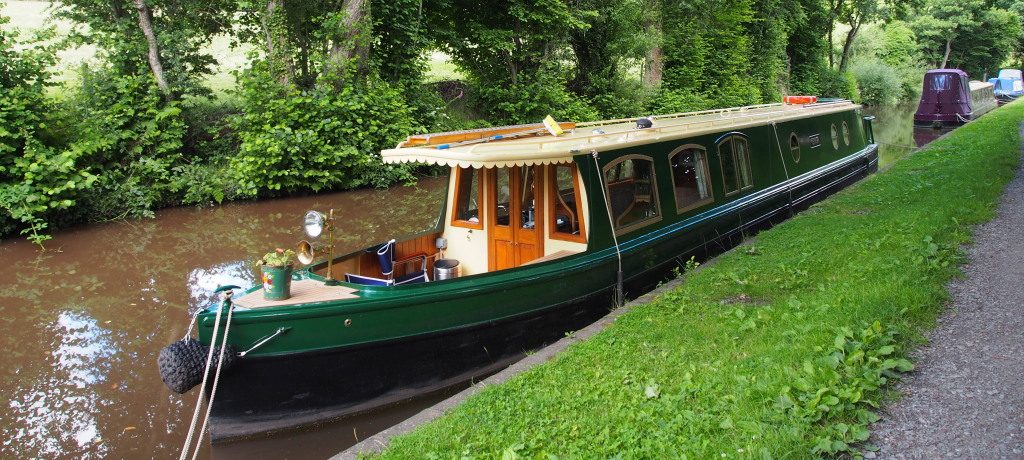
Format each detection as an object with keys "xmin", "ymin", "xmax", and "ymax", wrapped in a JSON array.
[{"xmin": 159, "ymin": 100, "xmax": 878, "ymax": 441}]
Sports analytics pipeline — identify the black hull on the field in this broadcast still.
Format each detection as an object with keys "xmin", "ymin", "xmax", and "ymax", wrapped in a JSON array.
[
  {"xmin": 209, "ymin": 292, "xmax": 614, "ymax": 441},
  {"xmin": 208, "ymin": 144, "xmax": 879, "ymax": 441}
]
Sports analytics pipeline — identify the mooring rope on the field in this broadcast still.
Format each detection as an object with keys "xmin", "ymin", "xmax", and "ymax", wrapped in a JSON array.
[
  {"xmin": 190, "ymin": 302, "xmax": 235, "ymax": 460},
  {"xmin": 591, "ymin": 150, "xmax": 624, "ymax": 307},
  {"xmin": 178, "ymin": 292, "xmax": 232, "ymax": 460},
  {"xmin": 769, "ymin": 121, "xmax": 791, "ymax": 180}
]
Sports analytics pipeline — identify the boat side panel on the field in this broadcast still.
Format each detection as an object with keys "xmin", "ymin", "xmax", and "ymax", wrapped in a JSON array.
[{"xmin": 199, "ymin": 109, "xmax": 875, "ymax": 357}]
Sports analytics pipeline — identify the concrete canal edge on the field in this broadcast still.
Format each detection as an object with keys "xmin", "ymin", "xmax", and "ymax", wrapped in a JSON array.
[{"xmin": 333, "ymin": 267, "xmax": 707, "ymax": 459}]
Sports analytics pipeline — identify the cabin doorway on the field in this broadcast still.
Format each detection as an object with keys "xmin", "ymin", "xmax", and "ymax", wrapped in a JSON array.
[{"xmin": 487, "ymin": 166, "xmax": 544, "ymax": 271}]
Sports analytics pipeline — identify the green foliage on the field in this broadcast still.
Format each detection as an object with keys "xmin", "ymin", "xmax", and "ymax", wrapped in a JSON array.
[
  {"xmin": 911, "ymin": 0, "xmax": 1021, "ymax": 77},
  {"xmin": 55, "ymin": 0, "xmax": 235, "ymax": 97},
  {"xmin": 66, "ymin": 67, "xmax": 187, "ymax": 221},
  {"xmin": 230, "ymin": 64, "xmax": 417, "ymax": 197},
  {"xmin": 851, "ymin": 61, "xmax": 903, "ymax": 105},
  {"xmin": 260, "ymin": 248, "xmax": 296, "ymax": 267},
  {"xmin": 661, "ymin": 0, "xmax": 762, "ymax": 106},
  {"xmin": 818, "ymin": 67, "xmax": 860, "ymax": 100},
  {"xmin": 0, "ymin": 10, "xmax": 92, "ymax": 247},
  {"xmin": 424, "ymin": 0, "xmax": 599, "ymax": 122},
  {"xmin": 777, "ymin": 321, "xmax": 913, "ymax": 455},
  {"xmin": 375, "ymin": 97, "xmax": 1024, "ymax": 459},
  {"xmin": 471, "ymin": 65, "xmax": 600, "ymax": 124}
]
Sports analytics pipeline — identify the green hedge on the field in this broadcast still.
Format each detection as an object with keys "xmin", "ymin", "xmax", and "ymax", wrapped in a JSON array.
[{"xmin": 376, "ymin": 102, "xmax": 1023, "ymax": 458}]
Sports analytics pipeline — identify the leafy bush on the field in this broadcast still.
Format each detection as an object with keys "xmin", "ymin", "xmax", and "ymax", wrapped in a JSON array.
[
  {"xmin": 230, "ymin": 64, "xmax": 419, "ymax": 197},
  {"xmin": 471, "ymin": 66, "xmax": 600, "ymax": 124},
  {"xmin": 589, "ymin": 77, "xmax": 652, "ymax": 119},
  {"xmin": 0, "ymin": 15, "xmax": 91, "ymax": 245},
  {"xmin": 818, "ymin": 67, "xmax": 860, "ymax": 101},
  {"xmin": 776, "ymin": 321, "xmax": 913, "ymax": 455},
  {"xmin": 851, "ymin": 61, "xmax": 903, "ymax": 105},
  {"xmin": 66, "ymin": 67, "xmax": 187, "ymax": 221},
  {"xmin": 646, "ymin": 88, "xmax": 712, "ymax": 114}
]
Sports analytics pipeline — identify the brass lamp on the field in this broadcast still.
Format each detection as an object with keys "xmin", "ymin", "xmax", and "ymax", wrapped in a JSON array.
[{"xmin": 297, "ymin": 209, "xmax": 339, "ymax": 285}]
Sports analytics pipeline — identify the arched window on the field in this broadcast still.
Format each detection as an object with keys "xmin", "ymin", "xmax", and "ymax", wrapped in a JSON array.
[
  {"xmin": 603, "ymin": 156, "xmax": 660, "ymax": 234},
  {"xmin": 717, "ymin": 134, "xmax": 753, "ymax": 195},
  {"xmin": 548, "ymin": 163, "xmax": 586, "ymax": 242},
  {"xmin": 668, "ymin": 145, "xmax": 713, "ymax": 213}
]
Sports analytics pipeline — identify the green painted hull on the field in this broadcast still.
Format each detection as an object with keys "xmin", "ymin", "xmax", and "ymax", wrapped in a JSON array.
[
  {"xmin": 193, "ymin": 106, "xmax": 878, "ymax": 438},
  {"xmin": 198, "ymin": 107, "xmax": 874, "ymax": 356}
]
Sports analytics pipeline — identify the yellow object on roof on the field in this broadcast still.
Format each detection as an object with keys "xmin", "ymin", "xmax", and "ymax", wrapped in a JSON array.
[{"xmin": 381, "ymin": 100, "xmax": 860, "ymax": 169}]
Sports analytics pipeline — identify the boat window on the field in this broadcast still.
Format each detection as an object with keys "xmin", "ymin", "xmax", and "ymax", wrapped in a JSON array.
[
  {"xmin": 548, "ymin": 164, "xmax": 586, "ymax": 242},
  {"xmin": 668, "ymin": 146, "xmax": 713, "ymax": 213},
  {"xmin": 842, "ymin": 121, "xmax": 850, "ymax": 146},
  {"xmin": 931, "ymin": 74, "xmax": 951, "ymax": 91},
  {"xmin": 494, "ymin": 168, "xmax": 511, "ymax": 226},
  {"xmin": 789, "ymin": 133, "xmax": 801, "ymax": 163},
  {"xmin": 520, "ymin": 166, "xmax": 537, "ymax": 229},
  {"xmin": 831, "ymin": 124, "xmax": 839, "ymax": 150},
  {"xmin": 603, "ymin": 156, "xmax": 660, "ymax": 234},
  {"xmin": 717, "ymin": 135, "xmax": 753, "ymax": 195},
  {"xmin": 452, "ymin": 167, "xmax": 483, "ymax": 229}
]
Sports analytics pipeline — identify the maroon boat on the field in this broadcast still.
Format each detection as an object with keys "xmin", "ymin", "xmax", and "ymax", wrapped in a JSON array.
[{"xmin": 914, "ymin": 69, "xmax": 996, "ymax": 127}]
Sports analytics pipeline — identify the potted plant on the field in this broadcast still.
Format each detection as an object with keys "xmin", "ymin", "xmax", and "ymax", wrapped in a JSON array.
[{"xmin": 258, "ymin": 248, "xmax": 296, "ymax": 300}]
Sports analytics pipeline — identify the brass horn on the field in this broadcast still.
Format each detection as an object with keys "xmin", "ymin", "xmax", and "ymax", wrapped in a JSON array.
[{"xmin": 297, "ymin": 240, "xmax": 319, "ymax": 265}]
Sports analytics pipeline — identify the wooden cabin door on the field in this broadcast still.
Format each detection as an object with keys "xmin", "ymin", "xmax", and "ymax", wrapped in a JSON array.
[{"xmin": 488, "ymin": 166, "xmax": 544, "ymax": 271}]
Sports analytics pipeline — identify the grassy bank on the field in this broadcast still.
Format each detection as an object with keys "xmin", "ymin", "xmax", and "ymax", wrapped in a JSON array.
[{"xmin": 376, "ymin": 102, "xmax": 1024, "ymax": 458}]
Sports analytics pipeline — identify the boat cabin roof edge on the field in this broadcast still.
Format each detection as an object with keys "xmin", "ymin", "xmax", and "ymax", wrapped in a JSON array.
[{"xmin": 381, "ymin": 101, "xmax": 861, "ymax": 169}]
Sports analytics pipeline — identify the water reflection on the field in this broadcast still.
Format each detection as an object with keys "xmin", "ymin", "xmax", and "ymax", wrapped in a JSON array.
[
  {"xmin": 5, "ymin": 311, "xmax": 115, "ymax": 457},
  {"xmin": 0, "ymin": 176, "xmax": 446, "ymax": 459},
  {"xmin": 863, "ymin": 103, "xmax": 953, "ymax": 167}
]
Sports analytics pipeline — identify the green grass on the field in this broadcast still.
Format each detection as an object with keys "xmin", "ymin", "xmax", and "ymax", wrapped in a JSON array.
[{"xmin": 376, "ymin": 102, "xmax": 1024, "ymax": 458}]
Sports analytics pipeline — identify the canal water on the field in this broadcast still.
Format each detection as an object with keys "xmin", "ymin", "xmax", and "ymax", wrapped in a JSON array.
[
  {"xmin": 0, "ymin": 177, "xmax": 451, "ymax": 459},
  {"xmin": 0, "ymin": 103, "xmax": 948, "ymax": 459}
]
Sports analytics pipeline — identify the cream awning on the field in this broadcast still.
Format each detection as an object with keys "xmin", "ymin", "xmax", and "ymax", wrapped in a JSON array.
[{"xmin": 380, "ymin": 145, "xmax": 579, "ymax": 169}]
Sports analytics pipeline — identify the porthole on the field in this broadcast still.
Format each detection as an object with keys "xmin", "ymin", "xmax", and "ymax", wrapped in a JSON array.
[
  {"xmin": 842, "ymin": 121, "xmax": 850, "ymax": 146},
  {"xmin": 789, "ymin": 133, "xmax": 801, "ymax": 163},
  {"xmin": 831, "ymin": 124, "xmax": 839, "ymax": 150}
]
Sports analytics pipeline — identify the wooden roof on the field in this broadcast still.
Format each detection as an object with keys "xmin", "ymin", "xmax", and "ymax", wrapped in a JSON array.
[{"xmin": 380, "ymin": 100, "xmax": 861, "ymax": 168}]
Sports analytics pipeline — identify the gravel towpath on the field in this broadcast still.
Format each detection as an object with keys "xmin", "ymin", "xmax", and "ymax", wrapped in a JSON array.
[{"xmin": 870, "ymin": 137, "xmax": 1024, "ymax": 459}]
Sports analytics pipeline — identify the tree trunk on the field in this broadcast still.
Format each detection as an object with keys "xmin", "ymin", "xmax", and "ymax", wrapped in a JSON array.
[
  {"xmin": 642, "ymin": 1, "xmax": 663, "ymax": 87},
  {"xmin": 837, "ymin": 19, "xmax": 860, "ymax": 72},
  {"xmin": 827, "ymin": 0, "xmax": 844, "ymax": 69},
  {"xmin": 329, "ymin": 0, "xmax": 370, "ymax": 75},
  {"xmin": 133, "ymin": 0, "xmax": 171, "ymax": 97},
  {"xmin": 941, "ymin": 37, "xmax": 953, "ymax": 68},
  {"xmin": 263, "ymin": 0, "xmax": 293, "ymax": 85}
]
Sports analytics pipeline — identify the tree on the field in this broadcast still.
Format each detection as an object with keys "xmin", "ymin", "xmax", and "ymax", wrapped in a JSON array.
[
  {"xmin": 56, "ymin": 0, "xmax": 235, "ymax": 98},
  {"xmin": 910, "ymin": 0, "xmax": 1020, "ymax": 74},
  {"xmin": 422, "ymin": 0, "xmax": 598, "ymax": 122}
]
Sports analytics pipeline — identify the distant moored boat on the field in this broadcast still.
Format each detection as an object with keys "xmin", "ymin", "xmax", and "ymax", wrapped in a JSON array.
[{"xmin": 914, "ymin": 69, "xmax": 996, "ymax": 128}]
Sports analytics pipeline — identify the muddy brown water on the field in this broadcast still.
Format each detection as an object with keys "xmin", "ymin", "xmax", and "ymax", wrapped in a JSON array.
[
  {"xmin": 0, "ymin": 105, "xmax": 948, "ymax": 459},
  {"xmin": 0, "ymin": 177, "xmax": 450, "ymax": 459}
]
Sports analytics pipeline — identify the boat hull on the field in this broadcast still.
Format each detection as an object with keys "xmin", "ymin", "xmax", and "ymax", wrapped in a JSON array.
[
  {"xmin": 209, "ymin": 289, "xmax": 614, "ymax": 441},
  {"xmin": 204, "ymin": 142, "xmax": 879, "ymax": 440}
]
